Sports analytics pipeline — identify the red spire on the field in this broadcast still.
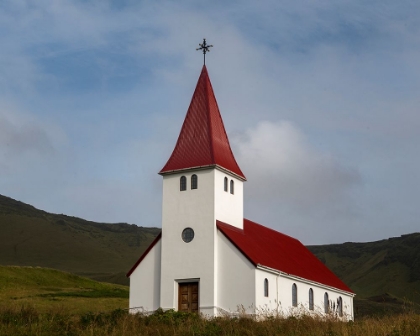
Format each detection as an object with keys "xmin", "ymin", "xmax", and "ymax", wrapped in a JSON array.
[{"xmin": 159, "ymin": 66, "xmax": 246, "ymax": 180}]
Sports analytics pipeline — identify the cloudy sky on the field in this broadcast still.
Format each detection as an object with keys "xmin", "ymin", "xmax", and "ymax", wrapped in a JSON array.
[{"xmin": 1, "ymin": 0, "xmax": 419, "ymax": 245}]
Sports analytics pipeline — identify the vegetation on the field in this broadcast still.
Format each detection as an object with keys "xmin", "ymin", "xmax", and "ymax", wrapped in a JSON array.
[
  {"xmin": 1, "ymin": 306, "xmax": 420, "ymax": 336},
  {"xmin": 2, "ymin": 194, "xmax": 420, "ymax": 316},
  {"xmin": 1, "ymin": 266, "xmax": 419, "ymax": 335},
  {"xmin": 0, "ymin": 266, "xmax": 128, "ymax": 314},
  {"xmin": 0, "ymin": 194, "xmax": 160, "ymax": 285},
  {"xmin": 308, "ymin": 233, "xmax": 420, "ymax": 305}
]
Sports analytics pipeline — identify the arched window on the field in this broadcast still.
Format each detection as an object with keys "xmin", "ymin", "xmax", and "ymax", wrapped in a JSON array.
[
  {"xmin": 230, "ymin": 180, "xmax": 234, "ymax": 194},
  {"xmin": 309, "ymin": 288, "xmax": 314, "ymax": 310},
  {"xmin": 264, "ymin": 278, "xmax": 269, "ymax": 297},
  {"xmin": 324, "ymin": 293, "xmax": 329, "ymax": 313},
  {"xmin": 292, "ymin": 283, "xmax": 297, "ymax": 307},
  {"xmin": 224, "ymin": 177, "xmax": 228, "ymax": 192},
  {"xmin": 338, "ymin": 297, "xmax": 343, "ymax": 317},
  {"xmin": 191, "ymin": 174, "xmax": 198, "ymax": 189},
  {"xmin": 180, "ymin": 176, "xmax": 187, "ymax": 191}
]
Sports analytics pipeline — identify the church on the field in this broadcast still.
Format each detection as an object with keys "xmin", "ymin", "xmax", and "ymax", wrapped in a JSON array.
[{"xmin": 127, "ymin": 64, "xmax": 355, "ymax": 319}]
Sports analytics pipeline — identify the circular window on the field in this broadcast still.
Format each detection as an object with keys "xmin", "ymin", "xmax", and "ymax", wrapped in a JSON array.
[{"xmin": 182, "ymin": 228, "xmax": 194, "ymax": 243}]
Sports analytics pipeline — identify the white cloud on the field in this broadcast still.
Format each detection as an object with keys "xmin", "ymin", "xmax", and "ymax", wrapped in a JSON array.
[
  {"xmin": 0, "ymin": 0, "xmax": 419, "ymax": 244},
  {"xmin": 234, "ymin": 120, "xmax": 361, "ymax": 209}
]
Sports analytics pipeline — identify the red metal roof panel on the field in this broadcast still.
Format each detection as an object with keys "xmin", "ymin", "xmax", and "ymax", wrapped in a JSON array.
[
  {"xmin": 217, "ymin": 219, "xmax": 353, "ymax": 293},
  {"xmin": 160, "ymin": 65, "xmax": 246, "ymax": 180}
]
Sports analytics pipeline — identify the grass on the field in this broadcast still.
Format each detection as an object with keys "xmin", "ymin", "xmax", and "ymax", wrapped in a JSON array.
[
  {"xmin": 0, "ymin": 306, "xmax": 420, "ymax": 336},
  {"xmin": 1, "ymin": 266, "xmax": 419, "ymax": 335},
  {"xmin": 0, "ymin": 266, "xmax": 128, "ymax": 314}
]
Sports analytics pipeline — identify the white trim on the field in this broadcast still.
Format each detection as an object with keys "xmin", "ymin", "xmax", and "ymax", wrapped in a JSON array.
[
  {"xmin": 256, "ymin": 264, "xmax": 355, "ymax": 297},
  {"xmin": 159, "ymin": 164, "xmax": 247, "ymax": 181}
]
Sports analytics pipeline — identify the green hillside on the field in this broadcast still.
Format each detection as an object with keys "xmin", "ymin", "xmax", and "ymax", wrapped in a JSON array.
[
  {"xmin": 0, "ymin": 195, "xmax": 160, "ymax": 285},
  {"xmin": 0, "ymin": 265, "xmax": 128, "ymax": 313},
  {"xmin": 308, "ymin": 233, "xmax": 420, "ymax": 305},
  {"xmin": 2, "ymin": 193, "xmax": 420, "ymax": 315}
]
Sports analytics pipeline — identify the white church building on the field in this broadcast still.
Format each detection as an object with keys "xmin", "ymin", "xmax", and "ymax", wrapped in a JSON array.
[{"xmin": 127, "ymin": 65, "xmax": 355, "ymax": 319}]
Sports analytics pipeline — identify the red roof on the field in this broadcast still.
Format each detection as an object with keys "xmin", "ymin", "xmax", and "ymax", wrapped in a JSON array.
[
  {"xmin": 159, "ymin": 65, "xmax": 246, "ymax": 180},
  {"xmin": 217, "ymin": 219, "xmax": 353, "ymax": 293}
]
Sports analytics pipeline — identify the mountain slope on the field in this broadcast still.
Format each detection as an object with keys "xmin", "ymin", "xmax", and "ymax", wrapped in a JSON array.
[
  {"xmin": 308, "ymin": 233, "xmax": 420, "ymax": 305},
  {"xmin": 0, "ymin": 194, "xmax": 160, "ymax": 284},
  {"xmin": 2, "ymin": 194, "xmax": 420, "ymax": 310}
]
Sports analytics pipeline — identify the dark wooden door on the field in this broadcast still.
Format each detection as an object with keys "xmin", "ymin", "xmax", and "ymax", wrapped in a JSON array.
[{"xmin": 178, "ymin": 282, "xmax": 199, "ymax": 313}]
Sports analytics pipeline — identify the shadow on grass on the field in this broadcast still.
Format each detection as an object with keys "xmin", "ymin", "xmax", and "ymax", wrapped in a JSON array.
[{"xmin": 37, "ymin": 288, "xmax": 128, "ymax": 299}]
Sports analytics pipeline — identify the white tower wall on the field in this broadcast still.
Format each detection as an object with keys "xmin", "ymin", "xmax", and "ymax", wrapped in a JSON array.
[
  {"xmin": 160, "ymin": 168, "xmax": 244, "ymax": 316},
  {"xmin": 214, "ymin": 169, "xmax": 244, "ymax": 229}
]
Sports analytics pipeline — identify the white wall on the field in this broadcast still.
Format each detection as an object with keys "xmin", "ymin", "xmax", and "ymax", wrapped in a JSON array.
[
  {"xmin": 214, "ymin": 168, "xmax": 244, "ymax": 229},
  {"xmin": 129, "ymin": 239, "xmax": 161, "ymax": 313},
  {"xmin": 255, "ymin": 267, "xmax": 354, "ymax": 320},
  {"xmin": 255, "ymin": 270, "xmax": 279, "ymax": 315},
  {"xmin": 216, "ymin": 230, "xmax": 255, "ymax": 315},
  {"xmin": 160, "ymin": 169, "xmax": 217, "ymax": 315},
  {"xmin": 159, "ymin": 168, "xmax": 245, "ymax": 316}
]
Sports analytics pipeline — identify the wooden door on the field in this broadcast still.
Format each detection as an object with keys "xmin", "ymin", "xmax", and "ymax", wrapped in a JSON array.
[{"xmin": 178, "ymin": 282, "xmax": 199, "ymax": 313}]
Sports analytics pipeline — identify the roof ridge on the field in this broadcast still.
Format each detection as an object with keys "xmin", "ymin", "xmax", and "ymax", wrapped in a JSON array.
[
  {"xmin": 204, "ymin": 66, "xmax": 215, "ymax": 164},
  {"xmin": 244, "ymin": 218, "xmax": 299, "ymax": 242}
]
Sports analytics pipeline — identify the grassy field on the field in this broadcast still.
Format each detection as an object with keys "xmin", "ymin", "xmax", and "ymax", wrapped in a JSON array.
[
  {"xmin": 1, "ymin": 305, "xmax": 420, "ymax": 335},
  {"xmin": 1, "ymin": 266, "xmax": 420, "ymax": 335},
  {"xmin": 0, "ymin": 266, "xmax": 128, "ymax": 314}
]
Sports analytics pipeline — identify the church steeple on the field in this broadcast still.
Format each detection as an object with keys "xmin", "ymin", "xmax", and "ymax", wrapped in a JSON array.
[{"xmin": 159, "ymin": 65, "xmax": 246, "ymax": 180}]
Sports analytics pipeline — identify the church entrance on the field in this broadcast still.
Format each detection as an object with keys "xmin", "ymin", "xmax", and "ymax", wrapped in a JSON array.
[{"xmin": 178, "ymin": 282, "xmax": 199, "ymax": 313}]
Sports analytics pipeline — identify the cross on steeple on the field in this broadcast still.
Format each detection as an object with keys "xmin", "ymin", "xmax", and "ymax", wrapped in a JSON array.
[{"xmin": 196, "ymin": 38, "xmax": 213, "ymax": 65}]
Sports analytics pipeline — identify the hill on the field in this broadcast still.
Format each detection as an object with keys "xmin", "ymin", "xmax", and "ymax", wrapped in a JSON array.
[
  {"xmin": 2, "ymin": 194, "xmax": 420, "ymax": 314},
  {"xmin": 0, "ymin": 194, "xmax": 160, "ymax": 285},
  {"xmin": 308, "ymin": 233, "xmax": 420, "ymax": 306},
  {"xmin": 0, "ymin": 265, "xmax": 128, "ymax": 313}
]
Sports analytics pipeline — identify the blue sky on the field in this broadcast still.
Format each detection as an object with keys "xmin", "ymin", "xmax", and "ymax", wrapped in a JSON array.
[{"xmin": 1, "ymin": 0, "xmax": 419, "ymax": 244}]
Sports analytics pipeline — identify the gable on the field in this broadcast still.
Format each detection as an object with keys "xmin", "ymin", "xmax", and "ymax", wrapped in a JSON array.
[
  {"xmin": 126, "ymin": 232, "xmax": 162, "ymax": 277},
  {"xmin": 217, "ymin": 219, "xmax": 353, "ymax": 293}
]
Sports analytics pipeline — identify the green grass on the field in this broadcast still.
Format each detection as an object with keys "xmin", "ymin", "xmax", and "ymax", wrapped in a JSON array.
[
  {"xmin": 0, "ymin": 266, "xmax": 419, "ymax": 335},
  {"xmin": 0, "ymin": 266, "xmax": 129, "ymax": 314}
]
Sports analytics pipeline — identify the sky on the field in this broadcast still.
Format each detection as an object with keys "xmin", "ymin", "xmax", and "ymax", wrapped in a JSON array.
[{"xmin": 1, "ymin": 0, "xmax": 419, "ymax": 245}]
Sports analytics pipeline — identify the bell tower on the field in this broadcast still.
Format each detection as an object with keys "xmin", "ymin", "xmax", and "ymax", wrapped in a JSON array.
[{"xmin": 158, "ymin": 65, "xmax": 246, "ymax": 315}]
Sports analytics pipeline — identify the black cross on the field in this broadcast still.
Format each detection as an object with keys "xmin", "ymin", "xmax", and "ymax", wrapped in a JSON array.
[{"xmin": 196, "ymin": 38, "xmax": 213, "ymax": 65}]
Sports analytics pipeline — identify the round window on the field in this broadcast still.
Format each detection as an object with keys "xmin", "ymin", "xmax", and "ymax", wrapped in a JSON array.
[{"xmin": 182, "ymin": 228, "xmax": 194, "ymax": 243}]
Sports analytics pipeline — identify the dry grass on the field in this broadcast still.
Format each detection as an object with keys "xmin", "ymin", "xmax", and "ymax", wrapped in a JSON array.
[
  {"xmin": 0, "ymin": 305, "xmax": 419, "ymax": 336},
  {"xmin": 1, "ymin": 266, "xmax": 419, "ymax": 335}
]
